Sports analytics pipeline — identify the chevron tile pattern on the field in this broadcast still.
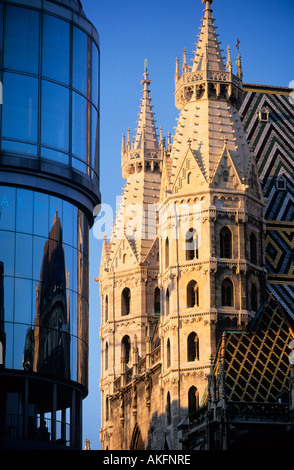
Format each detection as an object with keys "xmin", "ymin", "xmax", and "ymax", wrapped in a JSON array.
[{"xmin": 241, "ymin": 86, "xmax": 294, "ymax": 318}]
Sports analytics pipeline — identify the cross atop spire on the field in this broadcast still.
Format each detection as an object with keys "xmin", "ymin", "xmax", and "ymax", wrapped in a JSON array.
[{"xmin": 134, "ymin": 62, "xmax": 158, "ymax": 150}]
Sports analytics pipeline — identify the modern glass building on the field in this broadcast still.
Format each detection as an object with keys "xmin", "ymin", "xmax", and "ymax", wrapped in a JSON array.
[{"xmin": 0, "ymin": 0, "xmax": 100, "ymax": 449}]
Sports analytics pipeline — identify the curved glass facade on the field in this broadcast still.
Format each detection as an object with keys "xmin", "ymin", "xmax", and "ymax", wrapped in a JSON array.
[
  {"xmin": 0, "ymin": 0, "xmax": 100, "ymax": 449},
  {"xmin": 0, "ymin": 0, "xmax": 100, "ymax": 220},
  {"xmin": 0, "ymin": 186, "xmax": 89, "ymax": 387}
]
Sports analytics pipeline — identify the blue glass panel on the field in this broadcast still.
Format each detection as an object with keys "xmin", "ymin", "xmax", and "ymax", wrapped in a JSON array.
[
  {"xmin": 73, "ymin": 27, "xmax": 88, "ymax": 95},
  {"xmin": 42, "ymin": 14, "xmax": 70, "ymax": 84},
  {"xmin": 15, "ymin": 233, "xmax": 33, "ymax": 278},
  {"xmin": 72, "ymin": 91, "xmax": 87, "ymax": 161},
  {"xmin": 14, "ymin": 278, "xmax": 32, "ymax": 325},
  {"xmin": 3, "ymin": 276, "xmax": 14, "ymax": 323},
  {"xmin": 0, "ymin": 186, "xmax": 16, "ymax": 231},
  {"xmin": 4, "ymin": 6, "xmax": 39, "ymax": 74},
  {"xmin": 2, "ymin": 72, "xmax": 38, "ymax": 142},
  {"xmin": 4, "ymin": 321, "xmax": 13, "ymax": 369},
  {"xmin": 71, "ymin": 333, "xmax": 77, "ymax": 381},
  {"xmin": 64, "ymin": 244, "xmax": 73, "ymax": 291},
  {"xmin": 91, "ymin": 106, "xmax": 98, "ymax": 171},
  {"xmin": 14, "ymin": 323, "xmax": 30, "ymax": 370},
  {"xmin": 91, "ymin": 42, "xmax": 99, "ymax": 107},
  {"xmin": 72, "ymin": 248, "xmax": 77, "ymax": 294},
  {"xmin": 72, "ymin": 157, "xmax": 87, "ymax": 174},
  {"xmin": 41, "ymin": 147, "xmax": 69, "ymax": 165},
  {"xmin": 62, "ymin": 201, "xmax": 74, "ymax": 247},
  {"xmin": 33, "ymin": 235, "xmax": 47, "ymax": 282},
  {"xmin": 33, "ymin": 192, "xmax": 49, "ymax": 238},
  {"xmin": 49, "ymin": 196, "xmax": 63, "ymax": 239},
  {"xmin": 0, "ymin": 231, "xmax": 15, "ymax": 276},
  {"xmin": 2, "ymin": 140, "xmax": 38, "ymax": 156},
  {"xmin": 0, "ymin": 4, "xmax": 3, "ymax": 65},
  {"xmin": 41, "ymin": 81, "xmax": 69, "ymax": 152},
  {"xmin": 16, "ymin": 188, "xmax": 33, "ymax": 234}
]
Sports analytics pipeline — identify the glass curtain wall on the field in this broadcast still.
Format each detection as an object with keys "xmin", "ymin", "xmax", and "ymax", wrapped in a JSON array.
[
  {"xmin": 0, "ymin": 185, "xmax": 89, "ymax": 387},
  {"xmin": 0, "ymin": 3, "xmax": 100, "ymax": 183}
]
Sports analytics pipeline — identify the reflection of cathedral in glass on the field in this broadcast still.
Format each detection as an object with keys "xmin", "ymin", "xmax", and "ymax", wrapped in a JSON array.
[{"xmin": 23, "ymin": 211, "xmax": 70, "ymax": 379}]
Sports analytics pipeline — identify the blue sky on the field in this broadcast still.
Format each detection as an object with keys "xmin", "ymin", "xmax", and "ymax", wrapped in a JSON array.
[{"xmin": 81, "ymin": 0, "xmax": 294, "ymax": 450}]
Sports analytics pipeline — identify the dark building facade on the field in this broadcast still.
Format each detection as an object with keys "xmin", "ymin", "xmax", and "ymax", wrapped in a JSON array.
[{"xmin": 0, "ymin": 0, "xmax": 100, "ymax": 449}]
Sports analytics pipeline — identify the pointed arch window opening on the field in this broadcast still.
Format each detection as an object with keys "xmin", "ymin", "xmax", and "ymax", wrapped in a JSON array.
[
  {"xmin": 122, "ymin": 335, "xmax": 131, "ymax": 364},
  {"xmin": 154, "ymin": 287, "xmax": 161, "ymax": 315},
  {"xmin": 187, "ymin": 332, "xmax": 199, "ymax": 362},
  {"xmin": 221, "ymin": 278, "xmax": 233, "ymax": 307},
  {"xmin": 250, "ymin": 232, "xmax": 257, "ymax": 265},
  {"xmin": 105, "ymin": 341, "xmax": 109, "ymax": 371},
  {"xmin": 166, "ymin": 288, "xmax": 170, "ymax": 316},
  {"xmin": 185, "ymin": 228, "xmax": 199, "ymax": 261},
  {"xmin": 220, "ymin": 226, "xmax": 232, "ymax": 259},
  {"xmin": 167, "ymin": 392, "xmax": 171, "ymax": 425},
  {"xmin": 121, "ymin": 287, "xmax": 131, "ymax": 316},
  {"xmin": 167, "ymin": 338, "xmax": 171, "ymax": 368},
  {"xmin": 188, "ymin": 386, "xmax": 199, "ymax": 416},
  {"xmin": 165, "ymin": 237, "xmax": 169, "ymax": 269},
  {"xmin": 106, "ymin": 396, "xmax": 109, "ymax": 422},
  {"xmin": 187, "ymin": 280, "xmax": 199, "ymax": 308},
  {"xmin": 251, "ymin": 283, "xmax": 258, "ymax": 312},
  {"xmin": 130, "ymin": 423, "xmax": 144, "ymax": 450},
  {"xmin": 105, "ymin": 294, "xmax": 108, "ymax": 323}
]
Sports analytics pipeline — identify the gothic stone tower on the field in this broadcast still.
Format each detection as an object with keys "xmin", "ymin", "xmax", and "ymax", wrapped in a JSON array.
[
  {"xmin": 158, "ymin": 0, "xmax": 267, "ymax": 446},
  {"xmin": 98, "ymin": 0, "xmax": 267, "ymax": 450},
  {"xmin": 99, "ymin": 67, "xmax": 165, "ymax": 449}
]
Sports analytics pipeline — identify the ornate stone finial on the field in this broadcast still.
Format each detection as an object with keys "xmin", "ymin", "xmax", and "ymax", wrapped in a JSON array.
[
  {"xmin": 175, "ymin": 56, "xmax": 180, "ymax": 81},
  {"xmin": 202, "ymin": 0, "xmax": 213, "ymax": 5},
  {"xmin": 226, "ymin": 45, "xmax": 232, "ymax": 73},
  {"xmin": 121, "ymin": 133, "xmax": 126, "ymax": 153},
  {"xmin": 126, "ymin": 128, "xmax": 130, "ymax": 150},
  {"xmin": 237, "ymin": 52, "xmax": 243, "ymax": 80},
  {"xmin": 182, "ymin": 48, "xmax": 187, "ymax": 73}
]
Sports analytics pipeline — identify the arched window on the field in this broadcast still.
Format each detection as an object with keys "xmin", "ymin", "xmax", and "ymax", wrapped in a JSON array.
[
  {"xmin": 122, "ymin": 335, "xmax": 131, "ymax": 363},
  {"xmin": 167, "ymin": 392, "xmax": 171, "ymax": 425},
  {"xmin": 121, "ymin": 287, "xmax": 130, "ymax": 316},
  {"xmin": 188, "ymin": 386, "xmax": 199, "ymax": 415},
  {"xmin": 251, "ymin": 283, "xmax": 258, "ymax": 312},
  {"xmin": 220, "ymin": 227, "xmax": 232, "ymax": 259},
  {"xmin": 166, "ymin": 288, "xmax": 170, "ymax": 316},
  {"xmin": 221, "ymin": 278, "xmax": 233, "ymax": 307},
  {"xmin": 185, "ymin": 228, "xmax": 199, "ymax": 261},
  {"xmin": 187, "ymin": 280, "xmax": 199, "ymax": 308},
  {"xmin": 106, "ymin": 396, "xmax": 109, "ymax": 422},
  {"xmin": 123, "ymin": 253, "xmax": 126, "ymax": 264},
  {"xmin": 187, "ymin": 332, "xmax": 199, "ymax": 361},
  {"xmin": 130, "ymin": 424, "xmax": 144, "ymax": 450},
  {"xmin": 187, "ymin": 172, "xmax": 192, "ymax": 184},
  {"xmin": 154, "ymin": 287, "xmax": 160, "ymax": 315},
  {"xmin": 165, "ymin": 237, "xmax": 169, "ymax": 269},
  {"xmin": 250, "ymin": 233, "xmax": 257, "ymax": 265},
  {"xmin": 167, "ymin": 338, "xmax": 171, "ymax": 368},
  {"xmin": 105, "ymin": 341, "xmax": 109, "ymax": 370},
  {"xmin": 105, "ymin": 295, "xmax": 108, "ymax": 322}
]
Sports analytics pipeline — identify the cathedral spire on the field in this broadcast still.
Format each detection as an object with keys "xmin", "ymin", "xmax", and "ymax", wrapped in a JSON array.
[
  {"xmin": 134, "ymin": 61, "xmax": 158, "ymax": 150},
  {"xmin": 192, "ymin": 0, "xmax": 225, "ymax": 73}
]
